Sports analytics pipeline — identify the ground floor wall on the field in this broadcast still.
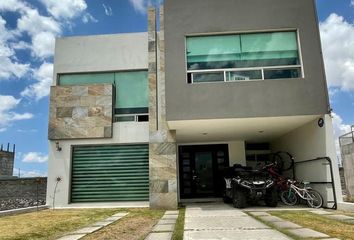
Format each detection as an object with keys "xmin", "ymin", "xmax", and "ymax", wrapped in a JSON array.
[
  {"xmin": 271, "ymin": 114, "xmax": 343, "ymax": 207},
  {"xmin": 46, "ymin": 115, "xmax": 343, "ymax": 209},
  {"xmin": 46, "ymin": 122, "xmax": 149, "ymax": 207}
]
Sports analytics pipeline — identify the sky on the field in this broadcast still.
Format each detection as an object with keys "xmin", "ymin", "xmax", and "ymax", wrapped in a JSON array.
[{"xmin": 0, "ymin": 0, "xmax": 353, "ymax": 177}]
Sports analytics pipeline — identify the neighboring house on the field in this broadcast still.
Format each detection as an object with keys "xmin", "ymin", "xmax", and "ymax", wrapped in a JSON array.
[
  {"xmin": 0, "ymin": 144, "xmax": 14, "ymax": 178},
  {"xmin": 47, "ymin": 0, "xmax": 343, "ymax": 209},
  {"xmin": 340, "ymin": 126, "xmax": 354, "ymax": 199}
]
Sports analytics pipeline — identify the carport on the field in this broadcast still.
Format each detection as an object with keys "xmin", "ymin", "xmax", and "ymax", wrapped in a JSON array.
[{"xmin": 169, "ymin": 114, "xmax": 342, "ymax": 208}]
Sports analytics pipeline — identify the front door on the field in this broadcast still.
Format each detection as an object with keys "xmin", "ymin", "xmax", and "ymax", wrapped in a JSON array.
[{"xmin": 179, "ymin": 144, "xmax": 229, "ymax": 199}]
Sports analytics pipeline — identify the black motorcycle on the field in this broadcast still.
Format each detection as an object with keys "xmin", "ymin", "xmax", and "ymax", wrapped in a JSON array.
[{"xmin": 222, "ymin": 164, "xmax": 278, "ymax": 208}]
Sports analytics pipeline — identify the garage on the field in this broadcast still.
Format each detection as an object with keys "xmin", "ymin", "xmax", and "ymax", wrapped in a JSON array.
[{"xmin": 71, "ymin": 144, "xmax": 149, "ymax": 203}]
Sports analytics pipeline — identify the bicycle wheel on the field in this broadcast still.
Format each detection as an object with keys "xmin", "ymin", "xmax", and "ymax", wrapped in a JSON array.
[
  {"xmin": 272, "ymin": 151, "xmax": 294, "ymax": 172},
  {"xmin": 306, "ymin": 189, "xmax": 323, "ymax": 208},
  {"xmin": 280, "ymin": 189, "xmax": 298, "ymax": 206}
]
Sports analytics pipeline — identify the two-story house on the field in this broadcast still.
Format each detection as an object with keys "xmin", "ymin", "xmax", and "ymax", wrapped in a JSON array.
[{"xmin": 47, "ymin": 0, "xmax": 343, "ymax": 209}]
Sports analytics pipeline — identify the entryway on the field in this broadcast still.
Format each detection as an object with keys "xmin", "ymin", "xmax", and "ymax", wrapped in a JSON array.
[{"xmin": 178, "ymin": 144, "xmax": 229, "ymax": 199}]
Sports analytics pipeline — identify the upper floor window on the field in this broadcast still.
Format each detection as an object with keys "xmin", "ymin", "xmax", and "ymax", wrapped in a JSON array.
[
  {"xmin": 59, "ymin": 71, "xmax": 148, "ymax": 122},
  {"xmin": 186, "ymin": 31, "xmax": 302, "ymax": 83}
]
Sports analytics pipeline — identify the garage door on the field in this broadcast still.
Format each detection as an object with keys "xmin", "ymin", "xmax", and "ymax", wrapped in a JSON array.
[{"xmin": 71, "ymin": 144, "xmax": 149, "ymax": 203}]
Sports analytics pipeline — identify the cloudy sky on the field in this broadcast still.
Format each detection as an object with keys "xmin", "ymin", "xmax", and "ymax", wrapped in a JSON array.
[{"xmin": 0, "ymin": 0, "xmax": 353, "ymax": 177}]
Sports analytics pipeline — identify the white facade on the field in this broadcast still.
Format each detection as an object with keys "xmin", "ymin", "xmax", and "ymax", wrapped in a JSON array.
[{"xmin": 47, "ymin": 33, "xmax": 149, "ymax": 207}]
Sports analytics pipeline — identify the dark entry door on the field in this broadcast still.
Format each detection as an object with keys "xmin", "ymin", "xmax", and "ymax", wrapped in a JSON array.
[{"xmin": 179, "ymin": 144, "xmax": 229, "ymax": 199}]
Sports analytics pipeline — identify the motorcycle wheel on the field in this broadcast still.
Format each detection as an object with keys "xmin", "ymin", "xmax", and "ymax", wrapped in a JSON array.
[
  {"xmin": 280, "ymin": 189, "xmax": 298, "ymax": 206},
  {"xmin": 306, "ymin": 189, "xmax": 323, "ymax": 208},
  {"xmin": 232, "ymin": 188, "xmax": 247, "ymax": 209},
  {"xmin": 265, "ymin": 187, "xmax": 278, "ymax": 207},
  {"xmin": 223, "ymin": 195, "xmax": 232, "ymax": 203}
]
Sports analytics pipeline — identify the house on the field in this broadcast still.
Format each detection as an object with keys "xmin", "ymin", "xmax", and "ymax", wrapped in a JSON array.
[
  {"xmin": 47, "ymin": 0, "xmax": 343, "ymax": 209},
  {"xmin": 340, "ymin": 126, "xmax": 354, "ymax": 200}
]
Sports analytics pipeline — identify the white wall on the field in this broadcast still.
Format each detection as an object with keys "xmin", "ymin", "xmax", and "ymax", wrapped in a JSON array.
[
  {"xmin": 46, "ymin": 122, "xmax": 149, "ymax": 207},
  {"xmin": 48, "ymin": 32, "xmax": 150, "ymax": 207},
  {"xmin": 271, "ymin": 114, "xmax": 342, "ymax": 207},
  {"xmin": 228, "ymin": 141, "xmax": 246, "ymax": 166},
  {"xmin": 324, "ymin": 114, "xmax": 344, "ymax": 204}
]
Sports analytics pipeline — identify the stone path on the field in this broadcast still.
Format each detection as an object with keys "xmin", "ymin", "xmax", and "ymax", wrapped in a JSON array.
[
  {"xmin": 310, "ymin": 209, "xmax": 354, "ymax": 222},
  {"xmin": 249, "ymin": 210, "xmax": 336, "ymax": 239},
  {"xmin": 183, "ymin": 203, "xmax": 291, "ymax": 240},
  {"xmin": 57, "ymin": 212, "xmax": 128, "ymax": 240},
  {"xmin": 145, "ymin": 210, "xmax": 179, "ymax": 240}
]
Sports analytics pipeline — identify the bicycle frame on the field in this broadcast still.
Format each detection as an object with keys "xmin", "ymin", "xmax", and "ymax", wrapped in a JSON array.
[{"xmin": 288, "ymin": 183, "xmax": 314, "ymax": 201}]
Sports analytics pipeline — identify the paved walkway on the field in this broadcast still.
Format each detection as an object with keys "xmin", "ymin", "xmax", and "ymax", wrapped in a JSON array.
[
  {"xmin": 183, "ymin": 203, "xmax": 291, "ymax": 240},
  {"xmin": 145, "ymin": 210, "xmax": 179, "ymax": 240}
]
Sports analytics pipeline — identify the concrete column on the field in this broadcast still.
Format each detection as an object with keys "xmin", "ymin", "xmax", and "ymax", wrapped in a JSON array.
[{"xmin": 148, "ymin": 7, "xmax": 178, "ymax": 209}]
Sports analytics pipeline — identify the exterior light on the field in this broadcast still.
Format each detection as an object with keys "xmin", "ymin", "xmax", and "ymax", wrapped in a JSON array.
[{"xmin": 55, "ymin": 141, "xmax": 62, "ymax": 151}]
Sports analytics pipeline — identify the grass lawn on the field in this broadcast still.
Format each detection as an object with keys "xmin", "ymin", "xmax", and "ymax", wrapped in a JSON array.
[
  {"xmin": 172, "ymin": 207, "xmax": 186, "ymax": 240},
  {"xmin": 269, "ymin": 210, "xmax": 354, "ymax": 240},
  {"xmin": 344, "ymin": 196, "xmax": 354, "ymax": 203},
  {"xmin": 0, "ymin": 208, "xmax": 119, "ymax": 240},
  {"xmin": 82, "ymin": 208, "xmax": 164, "ymax": 240}
]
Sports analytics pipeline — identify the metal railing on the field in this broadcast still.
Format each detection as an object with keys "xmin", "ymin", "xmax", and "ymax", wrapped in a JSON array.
[{"xmin": 293, "ymin": 157, "xmax": 337, "ymax": 210}]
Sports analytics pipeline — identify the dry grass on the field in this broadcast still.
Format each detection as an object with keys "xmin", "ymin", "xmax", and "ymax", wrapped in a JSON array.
[
  {"xmin": 82, "ymin": 208, "xmax": 164, "ymax": 240},
  {"xmin": 344, "ymin": 196, "xmax": 354, "ymax": 203},
  {"xmin": 0, "ymin": 208, "xmax": 119, "ymax": 240},
  {"xmin": 269, "ymin": 210, "xmax": 354, "ymax": 240}
]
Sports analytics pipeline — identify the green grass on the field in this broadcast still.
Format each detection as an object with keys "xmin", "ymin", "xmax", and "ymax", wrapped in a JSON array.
[
  {"xmin": 172, "ymin": 207, "xmax": 186, "ymax": 240},
  {"xmin": 0, "ymin": 208, "xmax": 119, "ymax": 240},
  {"xmin": 269, "ymin": 210, "xmax": 354, "ymax": 240}
]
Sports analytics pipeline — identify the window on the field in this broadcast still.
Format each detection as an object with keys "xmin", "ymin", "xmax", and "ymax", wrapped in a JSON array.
[
  {"xmin": 186, "ymin": 31, "xmax": 302, "ymax": 83},
  {"xmin": 58, "ymin": 71, "xmax": 148, "ymax": 122}
]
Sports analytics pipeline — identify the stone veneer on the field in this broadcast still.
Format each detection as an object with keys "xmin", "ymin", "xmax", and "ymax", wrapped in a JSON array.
[
  {"xmin": 148, "ymin": 7, "xmax": 178, "ymax": 209},
  {"xmin": 48, "ymin": 84, "xmax": 113, "ymax": 140}
]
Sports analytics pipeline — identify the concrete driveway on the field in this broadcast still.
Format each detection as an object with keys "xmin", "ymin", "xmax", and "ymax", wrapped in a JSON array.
[{"xmin": 183, "ymin": 203, "xmax": 292, "ymax": 240}]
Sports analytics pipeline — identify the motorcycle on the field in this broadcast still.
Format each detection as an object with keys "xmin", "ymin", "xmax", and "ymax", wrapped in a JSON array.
[{"xmin": 222, "ymin": 164, "xmax": 278, "ymax": 208}]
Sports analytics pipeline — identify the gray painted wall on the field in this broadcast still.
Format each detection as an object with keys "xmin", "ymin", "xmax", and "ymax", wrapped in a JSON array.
[{"xmin": 164, "ymin": 0, "xmax": 329, "ymax": 121}]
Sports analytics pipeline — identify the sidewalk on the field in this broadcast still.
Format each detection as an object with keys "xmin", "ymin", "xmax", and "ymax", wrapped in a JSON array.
[{"xmin": 183, "ymin": 203, "xmax": 291, "ymax": 240}]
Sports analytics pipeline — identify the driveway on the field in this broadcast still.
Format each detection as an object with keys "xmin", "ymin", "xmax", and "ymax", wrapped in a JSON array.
[{"xmin": 183, "ymin": 203, "xmax": 292, "ymax": 240}]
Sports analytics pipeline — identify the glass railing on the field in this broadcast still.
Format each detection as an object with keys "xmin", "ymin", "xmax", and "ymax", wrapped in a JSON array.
[{"xmin": 187, "ymin": 65, "xmax": 302, "ymax": 84}]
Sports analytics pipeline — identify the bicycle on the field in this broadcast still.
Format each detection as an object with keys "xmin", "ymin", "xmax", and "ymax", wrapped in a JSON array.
[{"xmin": 280, "ymin": 179, "xmax": 323, "ymax": 208}]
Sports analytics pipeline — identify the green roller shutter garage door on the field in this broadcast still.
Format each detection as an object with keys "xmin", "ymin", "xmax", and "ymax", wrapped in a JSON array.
[{"xmin": 71, "ymin": 144, "xmax": 149, "ymax": 203}]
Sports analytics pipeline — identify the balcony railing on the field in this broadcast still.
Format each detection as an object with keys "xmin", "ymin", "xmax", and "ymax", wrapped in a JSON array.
[{"xmin": 187, "ymin": 65, "xmax": 302, "ymax": 84}]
